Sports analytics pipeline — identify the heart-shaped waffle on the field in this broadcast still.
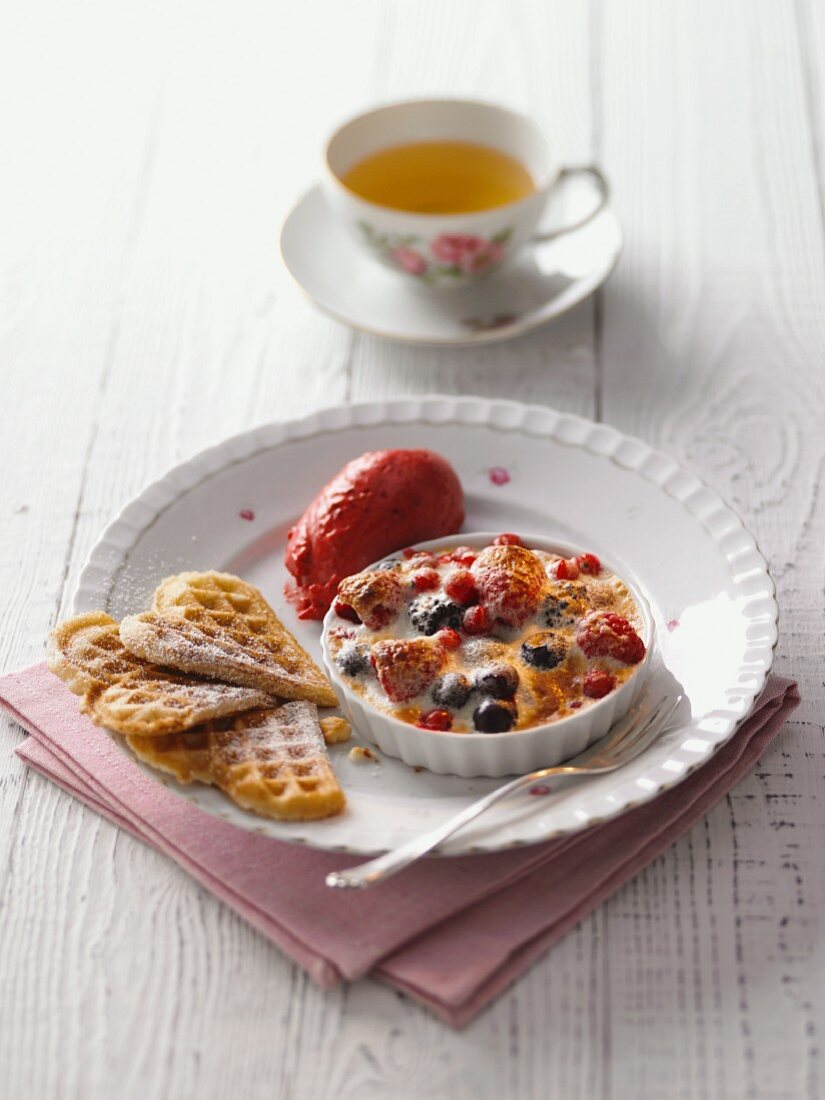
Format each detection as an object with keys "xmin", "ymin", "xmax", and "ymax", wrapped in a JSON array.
[
  {"xmin": 120, "ymin": 571, "xmax": 337, "ymax": 707},
  {"xmin": 127, "ymin": 700, "xmax": 345, "ymax": 820},
  {"xmin": 48, "ymin": 612, "xmax": 271, "ymax": 737}
]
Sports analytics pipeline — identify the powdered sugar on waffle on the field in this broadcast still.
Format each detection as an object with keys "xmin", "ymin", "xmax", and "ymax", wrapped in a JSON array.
[
  {"xmin": 120, "ymin": 611, "xmax": 335, "ymax": 704},
  {"xmin": 224, "ymin": 700, "xmax": 325, "ymax": 764},
  {"xmin": 122, "ymin": 613, "xmax": 278, "ymax": 676}
]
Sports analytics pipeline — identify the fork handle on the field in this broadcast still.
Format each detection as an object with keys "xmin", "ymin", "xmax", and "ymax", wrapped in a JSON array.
[{"xmin": 325, "ymin": 765, "xmax": 580, "ymax": 889}]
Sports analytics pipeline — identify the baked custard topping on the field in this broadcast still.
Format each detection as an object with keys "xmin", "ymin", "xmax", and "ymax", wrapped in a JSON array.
[{"xmin": 327, "ymin": 536, "xmax": 647, "ymax": 735}]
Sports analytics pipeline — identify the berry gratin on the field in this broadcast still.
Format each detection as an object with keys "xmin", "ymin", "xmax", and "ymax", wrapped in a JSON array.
[{"xmin": 325, "ymin": 538, "xmax": 648, "ymax": 735}]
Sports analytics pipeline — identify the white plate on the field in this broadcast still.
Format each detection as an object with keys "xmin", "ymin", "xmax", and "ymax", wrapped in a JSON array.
[
  {"xmin": 75, "ymin": 397, "xmax": 778, "ymax": 856},
  {"xmin": 279, "ymin": 185, "xmax": 622, "ymax": 346}
]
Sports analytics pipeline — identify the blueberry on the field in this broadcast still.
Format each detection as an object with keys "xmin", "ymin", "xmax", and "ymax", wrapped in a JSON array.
[
  {"xmin": 335, "ymin": 642, "xmax": 369, "ymax": 677},
  {"xmin": 408, "ymin": 594, "xmax": 463, "ymax": 636},
  {"xmin": 474, "ymin": 663, "xmax": 519, "ymax": 699},
  {"xmin": 473, "ymin": 699, "xmax": 516, "ymax": 733},
  {"xmin": 521, "ymin": 631, "xmax": 567, "ymax": 669},
  {"xmin": 431, "ymin": 673, "xmax": 473, "ymax": 709}
]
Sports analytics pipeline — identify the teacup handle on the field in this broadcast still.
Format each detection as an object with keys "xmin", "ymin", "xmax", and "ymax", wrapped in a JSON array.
[{"xmin": 532, "ymin": 164, "xmax": 610, "ymax": 242}]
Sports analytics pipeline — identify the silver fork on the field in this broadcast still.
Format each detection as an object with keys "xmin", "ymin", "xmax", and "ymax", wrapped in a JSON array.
[{"xmin": 326, "ymin": 693, "xmax": 682, "ymax": 890}]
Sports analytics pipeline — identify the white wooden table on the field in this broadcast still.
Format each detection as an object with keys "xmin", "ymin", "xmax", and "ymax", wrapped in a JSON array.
[{"xmin": 2, "ymin": 2, "xmax": 823, "ymax": 1097}]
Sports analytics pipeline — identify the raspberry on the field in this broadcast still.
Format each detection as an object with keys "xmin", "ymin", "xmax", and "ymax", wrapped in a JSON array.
[
  {"xmin": 577, "ymin": 612, "xmax": 646, "ymax": 665},
  {"xmin": 493, "ymin": 532, "xmax": 523, "ymax": 547},
  {"xmin": 404, "ymin": 551, "xmax": 437, "ymax": 568},
  {"xmin": 441, "ymin": 546, "xmax": 477, "ymax": 566},
  {"xmin": 444, "ymin": 569, "xmax": 478, "ymax": 605},
  {"xmin": 555, "ymin": 557, "xmax": 580, "ymax": 581},
  {"xmin": 463, "ymin": 604, "xmax": 492, "ymax": 635},
  {"xmin": 416, "ymin": 708, "xmax": 453, "ymax": 731},
  {"xmin": 436, "ymin": 628, "xmax": 462, "ymax": 650},
  {"xmin": 583, "ymin": 668, "xmax": 616, "ymax": 698},
  {"xmin": 577, "ymin": 552, "xmax": 602, "ymax": 575},
  {"xmin": 333, "ymin": 600, "xmax": 361, "ymax": 624},
  {"xmin": 402, "ymin": 547, "xmax": 418, "ymax": 559},
  {"xmin": 371, "ymin": 639, "xmax": 445, "ymax": 702},
  {"xmin": 411, "ymin": 569, "xmax": 440, "ymax": 591}
]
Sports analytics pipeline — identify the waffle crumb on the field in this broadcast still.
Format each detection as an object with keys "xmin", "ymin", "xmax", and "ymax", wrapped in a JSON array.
[
  {"xmin": 348, "ymin": 745, "xmax": 379, "ymax": 764},
  {"xmin": 320, "ymin": 716, "xmax": 352, "ymax": 744}
]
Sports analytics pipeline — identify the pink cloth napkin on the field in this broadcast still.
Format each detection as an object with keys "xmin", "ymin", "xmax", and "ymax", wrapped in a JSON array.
[{"xmin": 1, "ymin": 663, "xmax": 798, "ymax": 1028}]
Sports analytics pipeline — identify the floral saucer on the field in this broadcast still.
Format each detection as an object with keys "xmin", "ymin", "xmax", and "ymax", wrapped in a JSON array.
[{"xmin": 279, "ymin": 185, "xmax": 623, "ymax": 346}]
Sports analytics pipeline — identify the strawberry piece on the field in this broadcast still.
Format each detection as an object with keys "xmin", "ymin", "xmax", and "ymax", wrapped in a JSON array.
[
  {"xmin": 444, "ymin": 568, "xmax": 478, "ymax": 605},
  {"xmin": 371, "ymin": 639, "xmax": 446, "ymax": 702},
  {"xmin": 577, "ymin": 612, "xmax": 646, "ymax": 665},
  {"xmin": 471, "ymin": 545, "xmax": 545, "ymax": 628},
  {"xmin": 577, "ymin": 552, "xmax": 602, "ymax": 575},
  {"xmin": 583, "ymin": 668, "xmax": 617, "ymax": 698},
  {"xmin": 411, "ymin": 568, "xmax": 440, "ymax": 591},
  {"xmin": 337, "ymin": 570, "xmax": 406, "ymax": 630},
  {"xmin": 416, "ymin": 708, "xmax": 453, "ymax": 731},
  {"xmin": 493, "ymin": 532, "xmax": 523, "ymax": 547},
  {"xmin": 462, "ymin": 605, "xmax": 492, "ymax": 635}
]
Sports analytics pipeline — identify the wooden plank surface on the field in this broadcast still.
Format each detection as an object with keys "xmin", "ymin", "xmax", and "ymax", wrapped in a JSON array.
[
  {"xmin": 597, "ymin": 5, "xmax": 825, "ymax": 1098},
  {"xmin": 1, "ymin": 1, "xmax": 822, "ymax": 1098}
]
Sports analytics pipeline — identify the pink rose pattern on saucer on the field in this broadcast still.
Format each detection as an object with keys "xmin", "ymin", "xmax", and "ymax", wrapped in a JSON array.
[
  {"xmin": 431, "ymin": 234, "xmax": 506, "ymax": 272},
  {"xmin": 358, "ymin": 222, "xmax": 513, "ymax": 285}
]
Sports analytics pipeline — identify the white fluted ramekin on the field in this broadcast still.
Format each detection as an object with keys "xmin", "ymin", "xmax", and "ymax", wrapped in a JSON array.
[{"xmin": 321, "ymin": 533, "xmax": 655, "ymax": 778}]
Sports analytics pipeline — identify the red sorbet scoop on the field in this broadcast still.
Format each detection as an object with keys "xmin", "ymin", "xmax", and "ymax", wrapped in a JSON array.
[{"xmin": 284, "ymin": 449, "xmax": 465, "ymax": 620}]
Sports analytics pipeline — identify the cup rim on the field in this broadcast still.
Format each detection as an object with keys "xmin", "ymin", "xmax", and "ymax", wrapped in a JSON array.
[
  {"xmin": 322, "ymin": 96, "xmax": 558, "ymax": 225},
  {"xmin": 321, "ymin": 531, "xmax": 655, "ymax": 746}
]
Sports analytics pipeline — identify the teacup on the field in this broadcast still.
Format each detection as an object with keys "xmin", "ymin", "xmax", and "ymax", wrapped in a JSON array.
[{"xmin": 323, "ymin": 98, "xmax": 609, "ymax": 289}]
